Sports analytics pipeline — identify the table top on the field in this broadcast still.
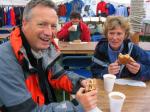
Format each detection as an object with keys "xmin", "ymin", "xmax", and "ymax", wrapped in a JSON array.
[
  {"xmin": 0, "ymin": 34, "xmax": 10, "ymax": 39},
  {"xmin": 58, "ymin": 41, "xmax": 97, "ymax": 54},
  {"xmin": 96, "ymin": 79, "xmax": 150, "ymax": 112},
  {"xmin": 58, "ymin": 41, "xmax": 150, "ymax": 55},
  {"xmin": 139, "ymin": 42, "xmax": 150, "ymax": 50},
  {"xmin": 0, "ymin": 27, "xmax": 14, "ymax": 31}
]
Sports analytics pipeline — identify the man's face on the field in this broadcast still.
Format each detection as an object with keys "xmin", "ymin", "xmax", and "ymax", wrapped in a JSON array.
[
  {"xmin": 107, "ymin": 27, "xmax": 126, "ymax": 50},
  {"xmin": 22, "ymin": 5, "xmax": 58, "ymax": 51},
  {"xmin": 71, "ymin": 18, "xmax": 80, "ymax": 25}
]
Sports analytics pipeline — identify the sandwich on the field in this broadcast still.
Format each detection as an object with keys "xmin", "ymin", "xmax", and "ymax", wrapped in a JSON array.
[
  {"xmin": 85, "ymin": 79, "xmax": 96, "ymax": 92},
  {"xmin": 118, "ymin": 53, "xmax": 135, "ymax": 65}
]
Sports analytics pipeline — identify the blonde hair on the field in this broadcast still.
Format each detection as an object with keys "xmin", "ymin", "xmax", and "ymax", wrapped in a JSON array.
[{"xmin": 103, "ymin": 16, "xmax": 131, "ymax": 39}]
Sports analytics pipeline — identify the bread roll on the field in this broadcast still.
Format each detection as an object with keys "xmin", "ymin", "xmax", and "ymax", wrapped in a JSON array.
[
  {"xmin": 85, "ymin": 79, "xmax": 96, "ymax": 92},
  {"xmin": 118, "ymin": 53, "xmax": 135, "ymax": 64}
]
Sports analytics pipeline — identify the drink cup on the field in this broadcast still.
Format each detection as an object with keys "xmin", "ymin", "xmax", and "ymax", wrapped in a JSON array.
[
  {"xmin": 72, "ymin": 24, "xmax": 77, "ymax": 31},
  {"xmin": 54, "ymin": 38, "xmax": 59, "ymax": 46},
  {"xmin": 109, "ymin": 91, "xmax": 126, "ymax": 112},
  {"xmin": 103, "ymin": 74, "xmax": 116, "ymax": 92}
]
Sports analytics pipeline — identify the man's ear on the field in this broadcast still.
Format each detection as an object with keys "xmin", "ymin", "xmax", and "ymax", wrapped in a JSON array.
[
  {"xmin": 22, "ymin": 19, "xmax": 27, "ymax": 26},
  {"xmin": 22, "ymin": 19, "xmax": 25, "ymax": 26}
]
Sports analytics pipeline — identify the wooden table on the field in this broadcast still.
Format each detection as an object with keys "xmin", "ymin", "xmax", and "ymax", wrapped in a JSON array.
[
  {"xmin": 0, "ymin": 34, "xmax": 10, "ymax": 39},
  {"xmin": 96, "ymin": 79, "xmax": 150, "ymax": 112},
  {"xmin": 58, "ymin": 41, "xmax": 150, "ymax": 55},
  {"xmin": 0, "ymin": 27, "xmax": 14, "ymax": 32},
  {"xmin": 58, "ymin": 41, "xmax": 97, "ymax": 54},
  {"xmin": 139, "ymin": 42, "xmax": 150, "ymax": 51}
]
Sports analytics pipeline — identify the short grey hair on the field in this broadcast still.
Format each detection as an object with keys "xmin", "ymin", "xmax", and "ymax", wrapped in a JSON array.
[{"xmin": 23, "ymin": 0, "xmax": 57, "ymax": 21}]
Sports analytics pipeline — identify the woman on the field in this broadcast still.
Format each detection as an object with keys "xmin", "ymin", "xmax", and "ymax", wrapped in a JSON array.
[{"xmin": 91, "ymin": 16, "xmax": 150, "ymax": 81}]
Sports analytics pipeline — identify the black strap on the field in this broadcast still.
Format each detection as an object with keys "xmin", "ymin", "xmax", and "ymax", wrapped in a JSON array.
[{"xmin": 37, "ymin": 59, "xmax": 56, "ymax": 104}]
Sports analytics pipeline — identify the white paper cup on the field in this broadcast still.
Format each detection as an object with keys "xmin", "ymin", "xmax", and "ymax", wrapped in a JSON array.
[
  {"xmin": 109, "ymin": 91, "xmax": 126, "ymax": 112},
  {"xmin": 88, "ymin": 107, "xmax": 102, "ymax": 112},
  {"xmin": 54, "ymin": 38, "xmax": 59, "ymax": 45},
  {"xmin": 72, "ymin": 24, "xmax": 77, "ymax": 31},
  {"xmin": 103, "ymin": 74, "xmax": 116, "ymax": 92}
]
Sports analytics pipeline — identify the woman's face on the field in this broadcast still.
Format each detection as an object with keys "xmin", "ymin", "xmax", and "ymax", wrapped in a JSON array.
[{"xmin": 107, "ymin": 26, "xmax": 126, "ymax": 50}]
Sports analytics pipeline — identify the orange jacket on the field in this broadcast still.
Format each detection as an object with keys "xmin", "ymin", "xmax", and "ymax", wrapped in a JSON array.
[{"xmin": 9, "ymin": 27, "xmax": 82, "ymax": 106}]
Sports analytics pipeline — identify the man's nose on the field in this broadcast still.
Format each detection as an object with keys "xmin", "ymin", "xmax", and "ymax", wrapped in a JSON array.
[{"xmin": 43, "ymin": 26, "xmax": 52, "ymax": 36}]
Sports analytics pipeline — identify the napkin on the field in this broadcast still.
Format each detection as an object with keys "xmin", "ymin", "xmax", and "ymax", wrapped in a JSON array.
[
  {"xmin": 89, "ymin": 107, "xmax": 103, "ymax": 112},
  {"xmin": 115, "ymin": 79, "xmax": 146, "ymax": 87},
  {"xmin": 69, "ymin": 42, "xmax": 87, "ymax": 44}
]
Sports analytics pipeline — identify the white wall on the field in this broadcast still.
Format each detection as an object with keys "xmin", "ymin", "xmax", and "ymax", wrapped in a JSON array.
[{"xmin": 0, "ymin": 0, "xmax": 30, "ymax": 6}]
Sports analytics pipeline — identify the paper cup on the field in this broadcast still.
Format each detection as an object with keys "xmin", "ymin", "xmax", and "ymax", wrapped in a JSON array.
[
  {"xmin": 109, "ymin": 91, "xmax": 126, "ymax": 112},
  {"xmin": 103, "ymin": 74, "xmax": 116, "ymax": 92},
  {"xmin": 54, "ymin": 38, "xmax": 59, "ymax": 45},
  {"xmin": 72, "ymin": 24, "xmax": 77, "ymax": 31}
]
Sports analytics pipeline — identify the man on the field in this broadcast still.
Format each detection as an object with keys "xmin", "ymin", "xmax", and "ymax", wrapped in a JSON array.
[
  {"xmin": 57, "ymin": 12, "xmax": 91, "ymax": 42},
  {"xmin": 0, "ymin": 0, "xmax": 97, "ymax": 112}
]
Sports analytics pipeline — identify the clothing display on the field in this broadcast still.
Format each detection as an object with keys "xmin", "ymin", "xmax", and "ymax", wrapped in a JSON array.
[
  {"xmin": 115, "ymin": 5, "xmax": 128, "ymax": 17},
  {"xmin": 0, "ymin": 6, "xmax": 24, "ymax": 27},
  {"xmin": 106, "ymin": 3, "xmax": 115, "ymax": 15},
  {"xmin": 58, "ymin": 4, "xmax": 67, "ymax": 16},
  {"xmin": 96, "ymin": 1, "xmax": 108, "ymax": 17},
  {"xmin": 57, "ymin": 0, "xmax": 84, "ymax": 19},
  {"xmin": 71, "ymin": 0, "xmax": 84, "ymax": 13}
]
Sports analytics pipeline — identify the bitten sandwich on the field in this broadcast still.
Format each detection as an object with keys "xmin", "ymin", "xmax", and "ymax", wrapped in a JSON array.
[
  {"xmin": 118, "ymin": 53, "xmax": 135, "ymax": 65},
  {"xmin": 85, "ymin": 79, "xmax": 96, "ymax": 92}
]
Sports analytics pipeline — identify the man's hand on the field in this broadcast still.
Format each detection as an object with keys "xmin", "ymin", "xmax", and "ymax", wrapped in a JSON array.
[
  {"xmin": 126, "ymin": 62, "xmax": 141, "ymax": 74},
  {"xmin": 76, "ymin": 88, "xmax": 98, "ymax": 112},
  {"xmin": 108, "ymin": 61, "xmax": 120, "ymax": 75}
]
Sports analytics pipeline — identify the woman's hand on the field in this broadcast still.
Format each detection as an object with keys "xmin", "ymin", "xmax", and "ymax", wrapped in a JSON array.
[
  {"xmin": 108, "ymin": 60, "xmax": 120, "ymax": 75},
  {"xmin": 126, "ymin": 62, "xmax": 141, "ymax": 74}
]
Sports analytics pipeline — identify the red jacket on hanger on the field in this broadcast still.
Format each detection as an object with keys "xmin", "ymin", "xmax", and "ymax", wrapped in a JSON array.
[
  {"xmin": 96, "ymin": 1, "xmax": 108, "ymax": 15},
  {"xmin": 10, "ymin": 7, "xmax": 16, "ymax": 26},
  {"xmin": 58, "ymin": 4, "xmax": 67, "ymax": 16}
]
